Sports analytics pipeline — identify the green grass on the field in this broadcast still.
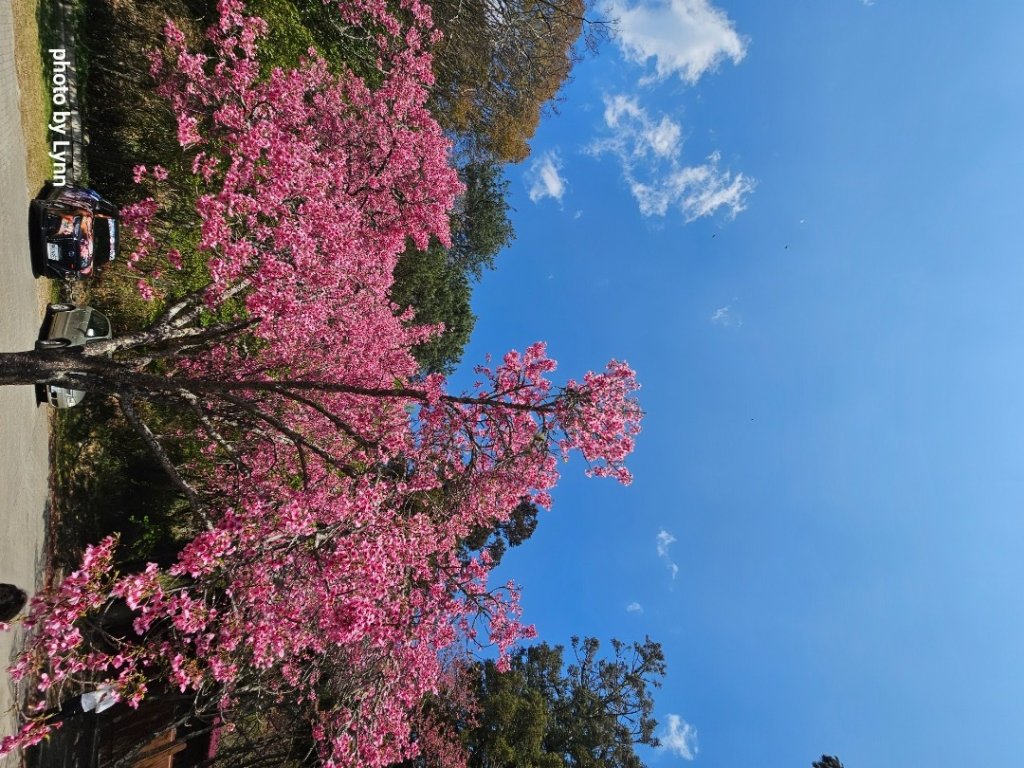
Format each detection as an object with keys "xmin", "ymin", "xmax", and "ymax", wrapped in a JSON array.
[
  {"xmin": 248, "ymin": 0, "xmax": 385, "ymax": 80},
  {"xmin": 12, "ymin": 0, "xmax": 51, "ymax": 187}
]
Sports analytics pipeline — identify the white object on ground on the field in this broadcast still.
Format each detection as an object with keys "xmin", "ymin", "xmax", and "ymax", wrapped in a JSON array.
[{"xmin": 80, "ymin": 685, "xmax": 117, "ymax": 714}]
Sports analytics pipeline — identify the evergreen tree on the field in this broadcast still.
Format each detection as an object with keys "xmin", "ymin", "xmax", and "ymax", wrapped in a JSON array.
[{"xmin": 463, "ymin": 637, "xmax": 666, "ymax": 768}]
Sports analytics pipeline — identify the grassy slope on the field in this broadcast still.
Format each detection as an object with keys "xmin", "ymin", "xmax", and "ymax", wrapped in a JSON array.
[{"xmin": 11, "ymin": 0, "xmax": 49, "ymax": 189}]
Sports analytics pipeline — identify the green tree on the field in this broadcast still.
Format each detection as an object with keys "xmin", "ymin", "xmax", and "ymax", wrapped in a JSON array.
[
  {"xmin": 459, "ymin": 497, "xmax": 539, "ymax": 567},
  {"xmin": 429, "ymin": 0, "xmax": 608, "ymax": 163},
  {"xmin": 464, "ymin": 637, "xmax": 666, "ymax": 768},
  {"xmin": 391, "ymin": 241, "xmax": 476, "ymax": 375},
  {"xmin": 391, "ymin": 161, "xmax": 514, "ymax": 375},
  {"xmin": 813, "ymin": 756, "xmax": 845, "ymax": 768},
  {"xmin": 469, "ymin": 660, "xmax": 563, "ymax": 768},
  {"xmin": 449, "ymin": 162, "xmax": 516, "ymax": 280}
]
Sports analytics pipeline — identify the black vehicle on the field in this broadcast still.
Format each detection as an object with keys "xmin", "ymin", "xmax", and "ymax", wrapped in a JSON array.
[{"xmin": 30, "ymin": 184, "xmax": 119, "ymax": 280}]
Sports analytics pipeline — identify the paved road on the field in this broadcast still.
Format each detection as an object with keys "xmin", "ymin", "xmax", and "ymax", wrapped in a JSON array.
[{"xmin": 0, "ymin": 0, "xmax": 52, "ymax": 760}]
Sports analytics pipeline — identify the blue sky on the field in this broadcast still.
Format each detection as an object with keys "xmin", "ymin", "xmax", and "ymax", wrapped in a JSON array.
[{"xmin": 453, "ymin": 2, "xmax": 1024, "ymax": 767}]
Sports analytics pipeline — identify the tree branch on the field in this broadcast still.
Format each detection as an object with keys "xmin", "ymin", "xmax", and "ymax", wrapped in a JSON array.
[{"xmin": 118, "ymin": 394, "xmax": 208, "ymax": 522}]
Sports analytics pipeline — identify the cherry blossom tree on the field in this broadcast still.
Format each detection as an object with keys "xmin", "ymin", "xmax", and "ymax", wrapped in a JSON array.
[{"xmin": 0, "ymin": 0, "xmax": 642, "ymax": 764}]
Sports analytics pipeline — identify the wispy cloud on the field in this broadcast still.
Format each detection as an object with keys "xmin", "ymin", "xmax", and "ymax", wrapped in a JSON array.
[
  {"xmin": 602, "ymin": 94, "xmax": 683, "ymax": 160},
  {"xmin": 605, "ymin": 0, "xmax": 747, "ymax": 84},
  {"xmin": 656, "ymin": 529, "xmax": 679, "ymax": 580},
  {"xmin": 711, "ymin": 304, "xmax": 742, "ymax": 327},
  {"xmin": 590, "ymin": 95, "xmax": 754, "ymax": 221},
  {"xmin": 660, "ymin": 714, "xmax": 699, "ymax": 760},
  {"xmin": 630, "ymin": 151, "xmax": 755, "ymax": 220},
  {"xmin": 526, "ymin": 150, "xmax": 567, "ymax": 203},
  {"xmin": 626, "ymin": 601, "xmax": 644, "ymax": 614}
]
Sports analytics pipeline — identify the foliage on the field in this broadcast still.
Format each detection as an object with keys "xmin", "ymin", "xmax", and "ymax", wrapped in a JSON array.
[
  {"xmin": 449, "ymin": 162, "xmax": 515, "ymax": 280},
  {"xmin": 467, "ymin": 661, "xmax": 557, "ymax": 768},
  {"xmin": 1, "ymin": 1, "xmax": 642, "ymax": 764},
  {"xmin": 429, "ymin": 0, "xmax": 607, "ymax": 163},
  {"xmin": 213, "ymin": 0, "xmax": 528, "ymax": 375},
  {"xmin": 455, "ymin": 637, "xmax": 665, "ymax": 768},
  {"xmin": 390, "ymin": 161, "xmax": 514, "ymax": 374},
  {"xmin": 244, "ymin": 0, "xmax": 318, "ymax": 74},
  {"xmin": 459, "ymin": 498, "xmax": 539, "ymax": 568},
  {"xmin": 246, "ymin": 0, "xmax": 383, "ymax": 79},
  {"xmin": 77, "ymin": 0, "xmax": 197, "ymax": 203},
  {"xmin": 391, "ymin": 240, "xmax": 476, "ymax": 375},
  {"xmin": 391, "ymin": 161, "xmax": 516, "ymax": 376},
  {"xmin": 813, "ymin": 757, "xmax": 845, "ymax": 768},
  {"xmin": 51, "ymin": 401, "xmax": 194, "ymax": 572}
]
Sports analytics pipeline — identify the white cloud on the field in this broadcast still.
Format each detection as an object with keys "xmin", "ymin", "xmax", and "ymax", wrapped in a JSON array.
[
  {"xmin": 626, "ymin": 601, "xmax": 644, "ymax": 614},
  {"xmin": 710, "ymin": 304, "xmax": 741, "ymax": 327},
  {"xmin": 646, "ymin": 117, "xmax": 683, "ymax": 158},
  {"xmin": 656, "ymin": 529, "xmax": 679, "ymax": 580},
  {"xmin": 656, "ymin": 529, "xmax": 675, "ymax": 557},
  {"xmin": 590, "ymin": 95, "xmax": 754, "ymax": 222},
  {"xmin": 660, "ymin": 714, "xmax": 699, "ymax": 760},
  {"xmin": 606, "ymin": 0, "xmax": 747, "ymax": 84},
  {"xmin": 526, "ymin": 150, "xmax": 567, "ymax": 203},
  {"xmin": 600, "ymin": 95, "xmax": 683, "ymax": 161},
  {"xmin": 671, "ymin": 153, "xmax": 755, "ymax": 221},
  {"xmin": 628, "ymin": 151, "xmax": 754, "ymax": 220}
]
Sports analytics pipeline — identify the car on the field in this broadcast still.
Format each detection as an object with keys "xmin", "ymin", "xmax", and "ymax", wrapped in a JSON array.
[
  {"xmin": 36, "ymin": 303, "xmax": 112, "ymax": 350},
  {"xmin": 36, "ymin": 382, "xmax": 86, "ymax": 409},
  {"xmin": 30, "ymin": 184, "xmax": 119, "ymax": 280},
  {"xmin": 35, "ymin": 304, "xmax": 113, "ymax": 408}
]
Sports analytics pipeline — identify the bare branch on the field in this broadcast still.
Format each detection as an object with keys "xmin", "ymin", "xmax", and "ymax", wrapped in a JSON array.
[{"xmin": 118, "ymin": 394, "xmax": 208, "ymax": 522}]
